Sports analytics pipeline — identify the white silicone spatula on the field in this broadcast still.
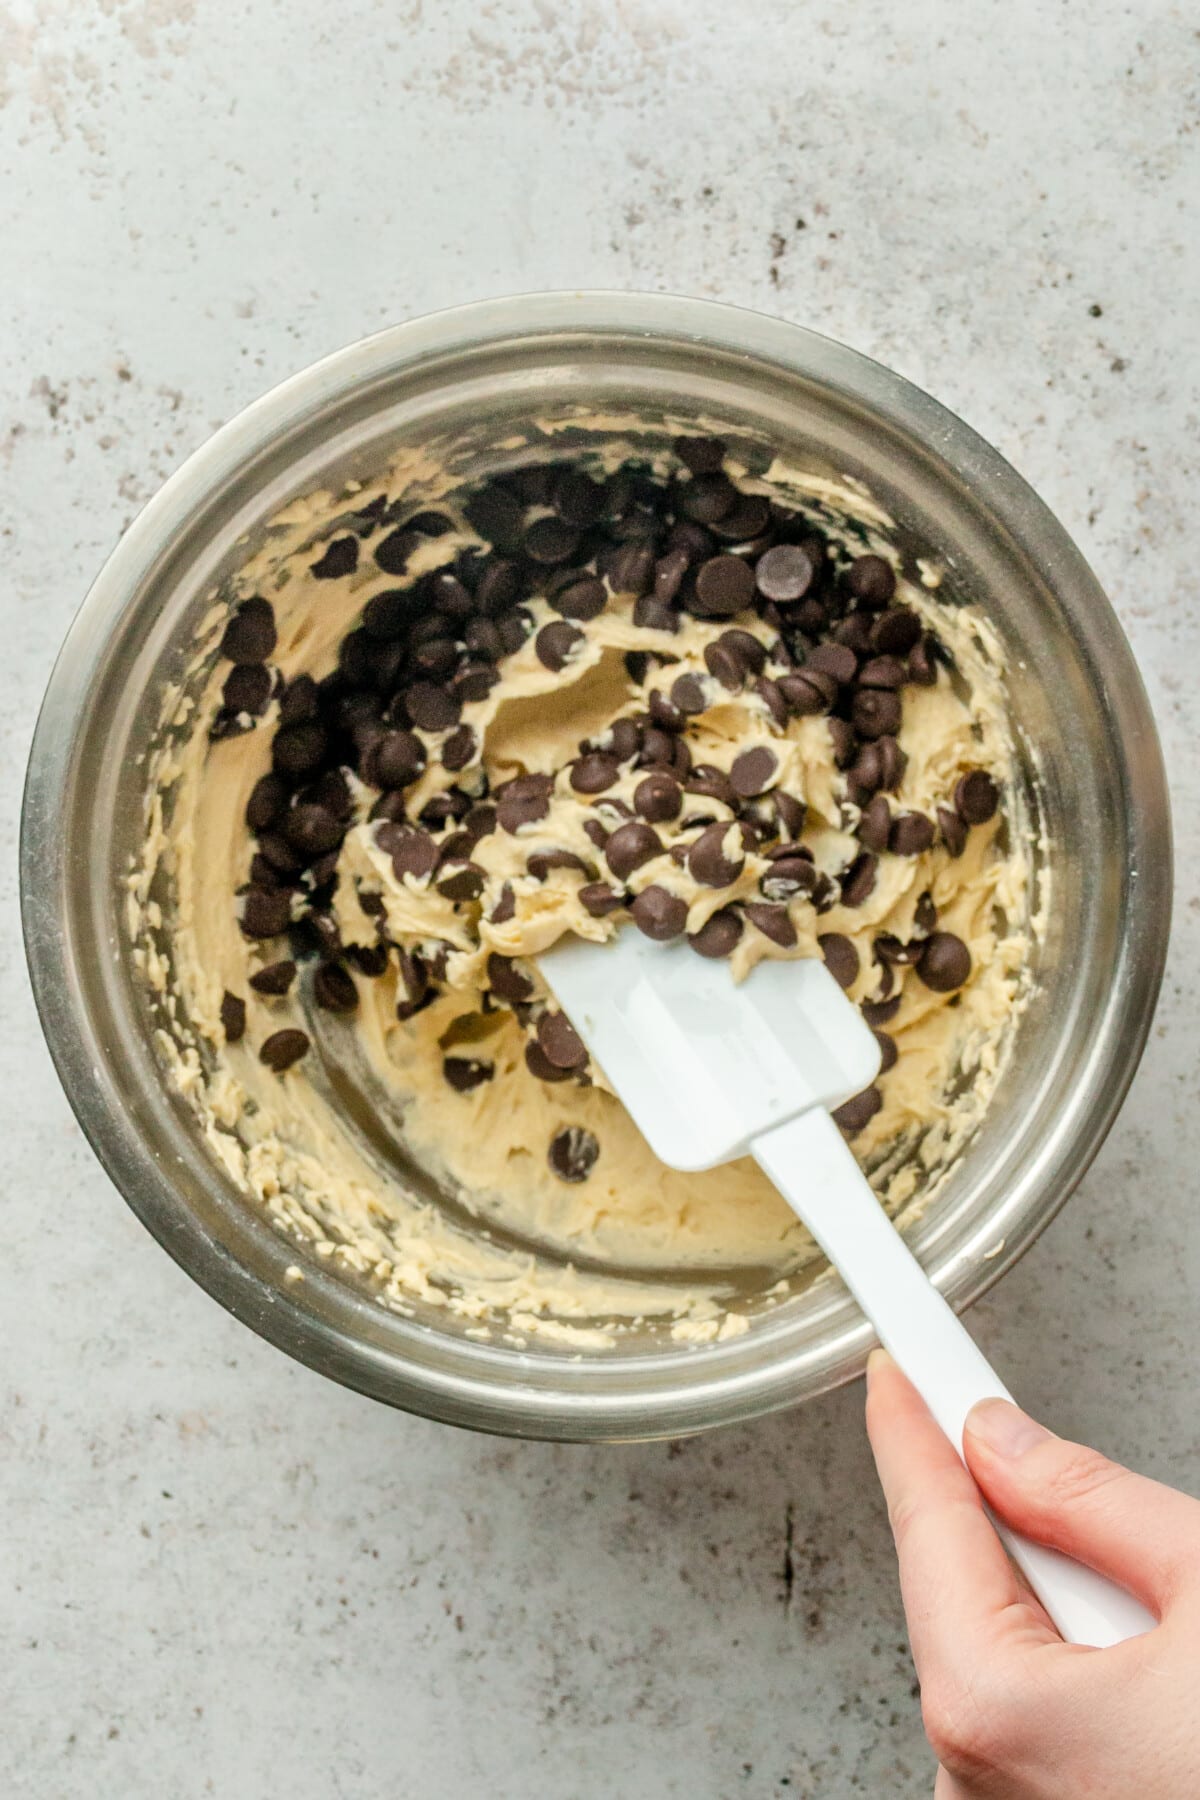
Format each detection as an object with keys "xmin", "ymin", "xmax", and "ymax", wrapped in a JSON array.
[{"xmin": 540, "ymin": 928, "xmax": 1155, "ymax": 1648}]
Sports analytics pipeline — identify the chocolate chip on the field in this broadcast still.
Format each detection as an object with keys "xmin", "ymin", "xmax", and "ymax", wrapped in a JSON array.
[
  {"xmin": 436, "ymin": 860, "xmax": 485, "ymax": 901},
  {"xmin": 579, "ymin": 882, "xmax": 625, "ymax": 918},
  {"xmin": 548, "ymin": 1126, "xmax": 600, "ymax": 1183},
  {"xmin": 411, "ymin": 634, "xmax": 458, "ymax": 679},
  {"xmin": 688, "ymin": 821, "xmax": 746, "ymax": 887},
  {"xmin": 464, "ymin": 484, "xmax": 525, "ymax": 553},
  {"xmin": 914, "ymin": 891, "xmax": 938, "ymax": 934},
  {"xmin": 755, "ymin": 544, "xmax": 814, "ymax": 603},
  {"xmin": 240, "ymin": 889, "xmax": 292, "ymax": 938},
  {"xmin": 311, "ymin": 535, "xmax": 359, "ymax": 579},
  {"xmin": 712, "ymin": 493, "xmax": 771, "ymax": 543},
  {"xmin": 551, "ymin": 576, "xmax": 607, "ymax": 622},
  {"xmin": 538, "ymin": 1010, "xmax": 588, "ymax": 1070},
  {"xmin": 280, "ymin": 803, "xmax": 341, "ymax": 859},
  {"xmin": 873, "ymin": 1030, "xmax": 899, "ymax": 1074},
  {"xmin": 527, "ymin": 850, "xmax": 592, "ymax": 881},
  {"xmin": 404, "ymin": 682, "xmax": 461, "ymax": 732},
  {"xmin": 441, "ymin": 724, "xmax": 477, "ymax": 773},
  {"xmin": 256, "ymin": 832, "xmax": 304, "ymax": 876},
  {"xmin": 386, "ymin": 826, "xmax": 439, "ymax": 882},
  {"xmin": 755, "ymin": 676, "xmax": 790, "ymax": 730},
  {"xmin": 271, "ymin": 722, "xmax": 329, "ymax": 782},
  {"xmin": 671, "ymin": 673, "xmax": 708, "ymax": 716},
  {"xmin": 486, "ymin": 954, "xmax": 533, "ymax": 1003},
  {"xmin": 222, "ymin": 663, "xmax": 272, "ymax": 717},
  {"xmin": 260, "ymin": 1028, "xmax": 309, "ymax": 1072},
  {"xmin": 525, "ymin": 1041, "xmax": 573, "ymax": 1083},
  {"xmin": 908, "ymin": 635, "xmax": 938, "ymax": 686},
  {"xmin": 857, "ymin": 655, "xmax": 907, "ymax": 689},
  {"xmin": 744, "ymin": 901, "xmax": 797, "ymax": 948},
  {"xmin": 889, "ymin": 811, "xmax": 935, "ymax": 856},
  {"xmin": 730, "ymin": 746, "xmax": 778, "ymax": 798},
  {"xmin": 938, "ymin": 806, "xmax": 968, "ymax": 858},
  {"xmin": 443, "ymin": 1055, "xmax": 494, "ymax": 1093},
  {"xmin": 631, "ymin": 885, "xmax": 688, "ymax": 940},
  {"xmin": 852, "ymin": 687, "xmax": 903, "ymax": 739},
  {"xmin": 605, "ymin": 820, "xmax": 662, "ymax": 880},
  {"xmin": 722, "ymin": 629, "xmax": 768, "ymax": 674},
  {"xmin": 674, "ymin": 437, "xmax": 727, "ymax": 474},
  {"xmin": 693, "ymin": 554, "xmax": 756, "ymax": 617},
  {"xmin": 844, "ymin": 555, "xmax": 896, "ymax": 609},
  {"xmin": 368, "ymin": 729, "xmax": 425, "ymax": 789},
  {"xmin": 552, "ymin": 468, "xmax": 606, "ymax": 527},
  {"xmin": 654, "ymin": 546, "xmax": 690, "ymax": 606},
  {"xmin": 453, "ymin": 662, "xmax": 501, "ymax": 704},
  {"xmin": 489, "ymin": 883, "xmax": 517, "ymax": 924},
  {"xmin": 917, "ymin": 931, "xmax": 972, "ymax": 992},
  {"xmin": 314, "ymin": 963, "xmax": 359, "ymax": 1012},
  {"xmin": 220, "ymin": 991, "xmax": 246, "ymax": 1042},
  {"xmin": 688, "ymin": 908, "xmax": 743, "ymax": 958},
  {"xmin": 373, "ymin": 529, "xmax": 422, "ymax": 576},
  {"xmin": 834, "ymin": 611, "xmax": 875, "ymax": 654},
  {"xmin": 347, "ymin": 943, "xmax": 389, "ymax": 976},
  {"xmin": 807, "ymin": 643, "xmax": 858, "ymax": 685},
  {"xmin": 840, "ymin": 853, "xmax": 878, "ymax": 908},
  {"xmin": 524, "ymin": 517, "xmax": 581, "ymax": 566},
  {"xmin": 875, "ymin": 932, "xmax": 921, "ymax": 966},
  {"xmin": 582, "ymin": 819, "xmax": 609, "ymax": 851},
  {"xmin": 685, "ymin": 766, "xmax": 736, "ymax": 808},
  {"xmin": 832, "ymin": 1086, "xmax": 882, "ymax": 1135},
  {"xmin": 607, "ymin": 543, "xmax": 656, "ymax": 596},
  {"xmin": 760, "ymin": 856, "xmax": 819, "ymax": 902},
  {"xmin": 778, "ymin": 670, "xmax": 835, "ymax": 716},
  {"xmin": 535, "ymin": 620, "xmax": 584, "ymax": 672},
  {"xmin": 955, "ymin": 769, "xmax": 999, "ymax": 824},
  {"xmin": 633, "ymin": 773, "xmax": 682, "ymax": 823},
  {"xmin": 220, "ymin": 597, "xmax": 276, "ymax": 663},
  {"xmin": 704, "ymin": 641, "xmax": 746, "ymax": 692},
  {"xmin": 406, "ymin": 510, "xmax": 454, "ymax": 537},
  {"xmin": 569, "ymin": 752, "xmax": 619, "ymax": 795},
  {"xmin": 862, "ymin": 994, "xmax": 901, "ymax": 1027},
  {"xmin": 246, "ymin": 772, "xmax": 289, "ymax": 833},
  {"xmin": 871, "ymin": 608, "xmax": 922, "ymax": 654},
  {"xmin": 475, "ymin": 558, "xmax": 523, "ymax": 615},
  {"xmin": 819, "ymin": 932, "xmax": 859, "ymax": 989},
  {"xmin": 876, "ymin": 736, "xmax": 907, "ymax": 791},
  {"xmin": 858, "ymin": 794, "xmax": 892, "ymax": 853},
  {"xmin": 678, "ymin": 471, "xmax": 736, "ymax": 524},
  {"xmin": 495, "ymin": 773, "xmax": 553, "ymax": 833},
  {"xmin": 633, "ymin": 594, "xmax": 679, "ymax": 632},
  {"xmin": 772, "ymin": 791, "xmax": 807, "ymax": 838}
]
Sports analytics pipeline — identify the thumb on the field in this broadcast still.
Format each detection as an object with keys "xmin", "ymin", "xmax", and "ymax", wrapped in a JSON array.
[{"xmin": 963, "ymin": 1398, "xmax": 1199, "ymax": 1612}]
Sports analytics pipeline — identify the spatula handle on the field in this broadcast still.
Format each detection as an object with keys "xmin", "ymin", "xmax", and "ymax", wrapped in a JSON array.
[{"xmin": 753, "ymin": 1107, "xmax": 1156, "ymax": 1648}]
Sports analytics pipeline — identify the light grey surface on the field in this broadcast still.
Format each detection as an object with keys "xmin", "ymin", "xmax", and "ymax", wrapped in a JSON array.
[{"xmin": 2, "ymin": 3, "xmax": 1197, "ymax": 1795}]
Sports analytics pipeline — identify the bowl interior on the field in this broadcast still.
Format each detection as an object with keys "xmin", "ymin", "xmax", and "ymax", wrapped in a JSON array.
[{"xmin": 24, "ymin": 299, "xmax": 1169, "ymax": 1438}]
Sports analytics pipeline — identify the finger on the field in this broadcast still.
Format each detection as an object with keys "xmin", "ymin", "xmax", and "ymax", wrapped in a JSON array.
[
  {"xmin": 865, "ymin": 1352, "xmax": 1057, "ymax": 1680},
  {"xmin": 963, "ymin": 1398, "xmax": 1200, "ymax": 1609}
]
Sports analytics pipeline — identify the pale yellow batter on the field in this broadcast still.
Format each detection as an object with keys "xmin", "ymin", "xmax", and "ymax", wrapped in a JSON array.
[{"xmin": 127, "ymin": 426, "xmax": 1036, "ymax": 1346}]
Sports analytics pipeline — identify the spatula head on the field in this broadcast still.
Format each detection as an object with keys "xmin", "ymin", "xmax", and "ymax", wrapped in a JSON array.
[{"xmin": 540, "ymin": 931, "xmax": 881, "ymax": 1172}]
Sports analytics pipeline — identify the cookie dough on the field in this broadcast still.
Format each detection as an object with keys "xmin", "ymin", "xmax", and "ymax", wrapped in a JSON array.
[{"xmin": 128, "ymin": 425, "xmax": 1036, "ymax": 1346}]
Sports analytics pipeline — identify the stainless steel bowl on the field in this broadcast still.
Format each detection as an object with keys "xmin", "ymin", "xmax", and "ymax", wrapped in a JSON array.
[{"xmin": 21, "ymin": 293, "xmax": 1171, "ymax": 1441}]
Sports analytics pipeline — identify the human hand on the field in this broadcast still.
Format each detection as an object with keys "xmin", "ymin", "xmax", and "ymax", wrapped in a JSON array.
[{"xmin": 865, "ymin": 1349, "xmax": 1200, "ymax": 1797}]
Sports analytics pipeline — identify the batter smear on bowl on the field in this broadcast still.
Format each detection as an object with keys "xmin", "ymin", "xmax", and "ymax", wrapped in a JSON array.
[{"xmin": 128, "ymin": 426, "xmax": 1037, "ymax": 1346}]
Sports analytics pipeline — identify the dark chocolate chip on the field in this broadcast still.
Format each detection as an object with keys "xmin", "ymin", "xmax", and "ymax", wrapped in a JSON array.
[
  {"xmin": 579, "ymin": 882, "xmax": 626, "ymax": 918},
  {"xmin": 314, "ymin": 963, "xmax": 359, "ymax": 1013},
  {"xmin": 524, "ymin": 516, "xmax": 581, "ymax": 566},
  {"xmin": 606, "ymin": 543, "xmax": 656, "ymax": 596},
  {"xmin": 281, "ymin": 803, "xmax": 342, "ymax": 859},
  {"xmin": 852, "ymin": 687, "xmax": 903, "ymax": 739},
  {"xmin": 807, "ymin": 643, "xmax": 858, "ymax": 685},
  {"xmin": 347, "ymin": 942, "xmax": 390, "ymax": 976},
  {"xmin": 671, "ymin": 672, "xmax": 708, "ymax": 715},
  {"xmin": 857, "ymin": 655, "xmax": 907, "ymax": 689},
  {"xmin": 938, "ymin": 806, "xmax": 968, "ymax": 858},
  {"xmin": 240, "ymin": 889, "xmax": 293, "ymax": 938},
  {"xmin": 678, "ymin": 471, "xmax": 736, "ymax": 524},
  {"xmin": 858, "ymin": 793, "xmax": 892, "ymax": 852},
  {"xmin": 463, "ymin": 617, "xmax": 504, "ymax": 662},
  {"xmin": 688, "ymin": 821, "xmax": 746, "ymax": 887},
  {"xmin": 875, "ymin": 932, "xmax": 921, "ymax": 966},
  {"xmin": 223, "ymin": 662, "xmax": 272, "ymax": 716},
  {"xmin": 889, "ymin": 811, "xmax": 935, "ymax": 856},
  {"xmin": 281, "ymin": 674, "xmax": 322, "ymax": 726},
  {"xmin": 406, "ymin": 510, "xmax": 453, "ymax": 537},
  {"xmin": 631, "ymin": 885, "xmax": 688, "ymax": 941},
  {"xmin": 535, "ymin": 620, "xmax": 584, "ymax": 672},
  {"xmin": 527, "ymin": 850, "xmax": 592, "ymax": 881},
  {"xmin": 246, "ymin": 772, "xmax": 289, "ymax": 833},
  {"xmin": 495, "ymin": 773, "xmax": 553, "ymax": 833},
  {"xmin": 489, "ymin": 883, "xmax": 517, "ymax": 924},
  {"xmin": 386, "ymin": 826, "xmax": 440, "ymax": 882},
  {"xmin": 730, "ymin": 745, "xmax": 778, "ymax": 798},
  {"xmin": 915, "ymin": 892, "xmax": 938, "ymax": 934},
  {"xmin": 832, "ymin": 1086, "xmax": 883, "ymax": 1135},
  {"xmin": 633, "ymin": 594, "xmax": 680, "ymax": 632},
  {"xmin": 538, "ymin": 1010, "xmax": 588, "ymax": 1070},
  {"xmin": 755, "ymin": 676, "xmax": 790, "ymax": 730},
  {"xmin": 374, "ymin": 529, "xmax": 421, "ymax": 576},
  {"xmin": 685, "ymin": 765, "xmax": 736, "ymax": 806},
  {"xmin": 693, "ymin": 554, "xmax": 756, "ymax": 617},
  {"xmin": 443, "ymin": 1055, "xmax": 494, "ymax": 1093},
  {"xmin": 688, "ymin": 908, "xmax": 743, "ymax": 958},
  {"xmin": 917, "ymin": 931, "xmax": 972, "ymax": 992},
  {"xmin": 553, "ymin": 468, "xmax": 606, "ymax": 527},
  {"xmin": 778, "ymin": 670, "xmax": 836, "ymax": 716},
  {"xmin": 873, "ymin": 1030, "xmax": 899, "ymax": 1074},
  {"xmin": 755, "ymin": 543, "xmax": 814, "ymax": 603},
  {"xmin": 441, "ymin": 724, "xmax": 477, "ymax": 773},
  {"xmin": 605, "ymin": 820, "xmax": 663, "ymax": 881},
  {"xmin": 220, "ymin": 596, "xmax": 276, "ymax": 663},
  {"xmin": 844, "ymin": 555, "xmax": 896, "ymax": 609},
  {"xmin": 260, "ymin": 1028, "xmax": 309, "ymax": 1072},
  {"xmin": 760, "ymin": 856, "xmax": 819, "ymax": 902},
  {"xmin": 571, "ymin": 752, "xmax": 620, "ymax": 795},
  {"xmin": 369, "ymin": 729, "xmax": 425, "ymax": 789},
  {"xmin": 712, "ymin": 493, "xmax": 771, "ymax": 543},
  {"xmin": 436, "ymin": 860, "xmax": 485, "ymax": 902},
  {"xmin": 272, "ymin": 721, "xmax": 329, "ymax": 782},
  {"xmin": 405, "ymin": 682, "xmax": 462, "ymax": 732},
  {"xmin": 552, "ymin": 576, "xmax": 607, "ymax": 622},
  {"xmin": 525, "ymin": 1041, "xmax": 573, "ymax": 1083},
  {"xmin": 465, "ymin": 484, "xmax": 525, "ymax": 553},
  {"xmin": 840, "ymin": 853, "xmax": 878, "ymax": 908},
  {"xmin": 674, "ymin": 436, "xmax": 727, "ymax": 474},
  {"xmin": 453, "ymin": 661, "xmax": 501, "ymax": 704},
  {"xmin": 908, "ymin": 635, "xmax": 939, "ymax": 686},
  {"xmin": 412, "ymin": 635, "xmax": 458, "ymax": 679},
  {"xmin": 633, "ymin": 773, "xmax": 682, "ymax": 823},
  {"xmin": 834, "ymin": 611, "xmax": 875, "ymax": 654},
  {"xmin": 871, "ymin": 608, "xmax": 923, "ymax": 655},
  {"xmin": 310, "ymin": 535, "xmax": 359, "ymax": 579},
  {"xmin": 486, "ymin": 954, "xmax": 533, "ymax": 1004},
  {"xmin": 862, "ymin": 994, "xmax": 901, "ymax": 1027},
  {"xmin": 744, "ymin": 901, "xmax": 797, "ymax": 948},
  {"xmin": 475, "ymin": 559, "xmax": 523, "ymax": 616},
  {"xmin": 654, "ymin": 546, "xmax": 690, "ymax": 606},
  {"xmin": 772, "ymin": 790, "xmax": 807, "ymax": 839},
  {"xmin": 819, "ymin": 932, "xmax": 859, "ymax": 989},
  {"xmin": 220, "ymin": 991, "xmax": 246, "ymax": 1042},
  {"xmin": 548, "ymin": 1126, "xmax": 600, "ymax": 1183},
  {"xmin": 955, "ymin": 769, "xmax": 999, "ymax": 825}
]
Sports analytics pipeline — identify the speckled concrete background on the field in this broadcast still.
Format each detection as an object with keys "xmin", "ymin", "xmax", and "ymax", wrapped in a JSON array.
[{"xmin": 2, "ymin": 3, "xmax": 1198, "ymax": 1795}]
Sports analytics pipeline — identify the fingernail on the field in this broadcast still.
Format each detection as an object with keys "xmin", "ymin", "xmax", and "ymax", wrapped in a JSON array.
[
  {"xmin": 967, "ymin": 1397, "xmax": 1052, "ymax": 1459},
  {"xmin": 866, "ymin": 1348, "xmax": 894, "ymax": 1383}
]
